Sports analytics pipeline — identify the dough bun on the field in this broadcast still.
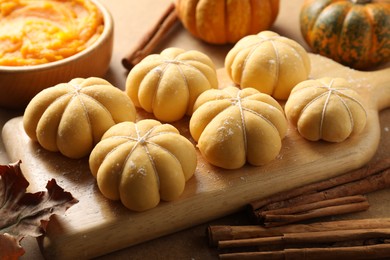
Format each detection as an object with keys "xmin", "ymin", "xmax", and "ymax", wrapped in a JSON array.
[
  {"xmin": 126, "ymin": 47, "xmax": 218, "ymax": 122},
  {"xmin": 285, "ymin": 77, "xmax": 367, "ymax": 142},
  {"xmin": 23, "ymin": 77, "xmax": 136, "ymax": 159},
  {"xmin": 225, "ymin": 31, "xmax": 310, "ymax": 100},
  {"xmin": 190, "ymin": 86, "xmax": 287, "ymax": 169},
  {"xmin": 89, "ymin": 119, "xmax": 197, "ymax": 211}
]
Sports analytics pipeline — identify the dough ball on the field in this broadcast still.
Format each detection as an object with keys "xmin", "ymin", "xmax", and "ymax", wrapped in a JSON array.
[
  {"xmin": 89, "ymin": 119, "xmax": 197, "ymax": 211},
  {"xmin": 23, "ymin": 77, "xmax": 136, "ymax": 159},
  {"xmin": 225, "ymin": 31, "xmax": 310, "ymax": 100},
  {"xmin": 190, "ymin": 86, "xmax": 287, "ymax": 169},
  {"xmin": 125, "ymin": 47, "xmax": 218, "ymax": 122},
  {"xmin": 285, "ymin": 77, "xmax": 367, "ymax": 142}
]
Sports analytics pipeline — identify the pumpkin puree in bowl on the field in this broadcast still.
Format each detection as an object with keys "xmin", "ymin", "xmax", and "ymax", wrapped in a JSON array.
[{"xmin": 0, "ymin": 0, "xmax": 104, "ymax": 66}]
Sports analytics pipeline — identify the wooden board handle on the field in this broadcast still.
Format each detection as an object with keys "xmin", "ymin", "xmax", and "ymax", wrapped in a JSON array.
[{"xmin": 368, "ymin": 68, "xmax": 390, "ymax": 111}]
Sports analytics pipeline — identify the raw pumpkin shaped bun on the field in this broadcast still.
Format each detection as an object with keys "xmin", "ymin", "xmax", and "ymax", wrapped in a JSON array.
[
  {"xmin": 225, "ymin": 31, "xmax": 311, "ymax": 100},
  {"xmin": 125, "ymin": 47, "xmax": 218, "ymax": 122},
  {"xmin": 190, "ymin": 86, "xmax": 287, "ymax": 170},
  {"xmin": 285, "ymin": 77, "xmax": 367, "ymax": 142},
  {"xmin": 23, "ymin": 77, "xmax": 136, "ymax": 159},
  {"xmin": 89, "ymin": 119, "xmax": 197, "ymax": 212}
]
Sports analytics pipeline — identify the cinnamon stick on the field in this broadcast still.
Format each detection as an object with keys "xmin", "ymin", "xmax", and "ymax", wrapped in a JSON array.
[
  {"xmin": 219, "ymin": 244, "xmax": 390, "ymax": 260},
  {"xmin": 208, "ymin": 218, "xmax": 390, "ymax": 247},
  {"xmin": 249, "ymin": 157, "xmax": 390, "ymax": 212},
  {"xmin": 121, "ymin": 2, "xmax": 178, "ymax": 70},
  {"xmin": 260, "ymin": 195, "xmax": 367, "ymax": 216},
  {"xmin": 260, "ymin": 166, "xmax": 389, "ymax": 211},
  {"xmin": 260, "ymin": 195, "xmax": 369, "ymax": 227},
  {"xmin": 218, "ymin": 228, "xmax": 390, "ymax": 249},
  {"xmin": 249, "ymin": 158, "xmax": 390, "ymax": 225}
]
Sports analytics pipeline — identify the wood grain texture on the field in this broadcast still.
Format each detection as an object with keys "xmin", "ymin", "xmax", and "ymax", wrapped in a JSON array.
[{"xmin": 2, "ymin": 54, "xmax": 389, "ymax": 259}]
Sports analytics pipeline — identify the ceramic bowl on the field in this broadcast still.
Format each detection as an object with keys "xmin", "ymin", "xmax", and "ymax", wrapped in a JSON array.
[{"xmin": 0, "ymin": 0, "xmax": 114, "ymax": 110}]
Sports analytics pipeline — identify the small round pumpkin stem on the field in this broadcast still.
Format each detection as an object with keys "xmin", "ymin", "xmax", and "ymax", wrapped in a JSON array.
[{"xmin": 351, "ymin": 0, "xmax": 371, "ymax": 4}]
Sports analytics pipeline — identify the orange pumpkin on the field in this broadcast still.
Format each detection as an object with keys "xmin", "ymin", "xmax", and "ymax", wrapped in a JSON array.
[
  {"xmin": 175, "ymin": 0, "xmax": 280, "ymax": 44},
  {"xmin": 300, "ymin": 0, "xmax": 390, "ymax": 70}
]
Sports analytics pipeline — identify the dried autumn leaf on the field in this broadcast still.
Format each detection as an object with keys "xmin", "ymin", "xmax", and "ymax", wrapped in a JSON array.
[
  {"xmin": 0, "ymin": 161, "xmax": 78, "ymax": 259},
  {"xmin": 0, "ymin": 233, "xmax": 25, "ymax": 260}
]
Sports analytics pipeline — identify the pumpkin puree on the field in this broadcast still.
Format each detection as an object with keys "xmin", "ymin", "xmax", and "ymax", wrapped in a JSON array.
[{"xmin": 0, "ymin": 0, "xmax": 103, "ymax": 66}]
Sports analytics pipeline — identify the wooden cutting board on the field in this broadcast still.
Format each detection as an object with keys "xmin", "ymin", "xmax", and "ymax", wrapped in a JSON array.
[{"xmin": 2, "ymin": 54, "xmax": 389, "ymax": 259}]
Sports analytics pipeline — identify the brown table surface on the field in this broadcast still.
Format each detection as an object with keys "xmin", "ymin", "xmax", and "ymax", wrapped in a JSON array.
[{"xmin": 0, "ymin": 0, "xmax": 388, "ymax": 259}]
